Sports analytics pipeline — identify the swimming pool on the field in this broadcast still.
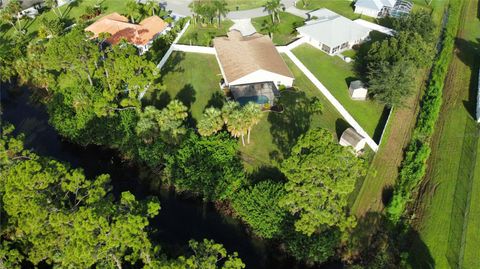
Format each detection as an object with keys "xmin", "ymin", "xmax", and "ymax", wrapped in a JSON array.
[{"xmin": 236, "ymin": 95, "xmax": 270, "ymax": 106}]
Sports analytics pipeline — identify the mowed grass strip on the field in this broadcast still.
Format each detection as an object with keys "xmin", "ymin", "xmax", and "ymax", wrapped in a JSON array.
[
  {"xmin": 251, "ymin": 12, "xmax": 305, "ymax": 45},
  {"xmin": 292, "ymin": 44, "xmax": 386, "ymax": 138},
  {"xmin": 178, "ymin": 20, "xmax": 234, "ymax": 46}
]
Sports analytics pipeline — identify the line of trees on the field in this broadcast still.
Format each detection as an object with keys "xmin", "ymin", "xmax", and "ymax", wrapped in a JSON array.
[
  {"xmin": 189, "ymin": 0, "xmax": 229, "ymax": 26},
  {"xmin": 362, "ymin": 11, "xmax": 435, "ymax": 107},
  {"xmin": 386, "ymin": 1, "xmax": 463, "ymax": 222}
]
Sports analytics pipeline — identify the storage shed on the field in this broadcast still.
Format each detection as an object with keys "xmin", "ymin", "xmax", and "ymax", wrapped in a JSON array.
[
  {"xmin": 349, "ymin": 80, "xmax": 368, "ymax": 100},
  {"xmin": 339, "ymin": 128, "xmax": 366, "ymax": 152}
]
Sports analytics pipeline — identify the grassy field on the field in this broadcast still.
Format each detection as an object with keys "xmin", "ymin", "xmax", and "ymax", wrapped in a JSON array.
[
  {"xmin": 292, "ymin": 44, "xmax": 386, "ymax": 138},
  {"xmin": 251, "ymin": 12, "xmax": 304, "ymax": 45},
  {"xmin": 295, "ymin": 0, "xmax": 376, "ymax": 22},
  {"xmin": 410, "ymin": 0, "xmax": 480, "ymax": 268},
  {"xmin": 178, "ymin": 20, "xmax": 234, "ymax": 46},
  {"xmin": 225, "ymin": 0, "xmax": 266, "ymax": 10}
]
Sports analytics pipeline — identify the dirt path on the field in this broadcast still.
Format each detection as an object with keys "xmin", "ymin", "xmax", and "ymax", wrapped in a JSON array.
[{"xmin": 352, "ymin": 73, "xmax": 423, "ymax": 215}]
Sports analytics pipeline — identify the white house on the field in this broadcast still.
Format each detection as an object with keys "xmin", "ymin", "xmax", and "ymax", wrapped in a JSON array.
[
  {"xmin": 339, "ymin": 128, "xmax": 367, "ymax": 153},
  {"xmin": 349, "ymin": 80, "xmax": 368, "ymax": 100},
  {"xmin": 214, "ymin": 30, "xmax": 294, "ymax": 88},
  {"xmin": 354, "ymin": 0, "xmax": 397, "ymax": 18},
  {"xmin": 296, "ymin": 9, "xmax": 372, "ymax": 55}
]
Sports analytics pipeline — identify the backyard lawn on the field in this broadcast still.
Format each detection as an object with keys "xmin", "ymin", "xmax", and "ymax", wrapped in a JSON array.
[
  {"xmin": 147, "ymin": 52, "xmax": 346, "ymax": 171},
  {"xmin": 178, "ymin": 20, "xmax": 234, "ymax": 46},
  {"xmin": 251, "ymin": 12, "xmax": 305, "ymax": 45},
  {"xmin": 143, "ymin": 52, "xmax": 223, "ymax": 121},
  {"xmin": 240, "ymin": 55, "xmax": 347, "ymax": 170},
  {"xmin": 292, "ymin": 44, "xmax": 386, "ymax": 138}
]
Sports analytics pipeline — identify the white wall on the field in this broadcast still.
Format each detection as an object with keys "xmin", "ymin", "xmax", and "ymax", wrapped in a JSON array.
[
  {"xmin": 229, "ymin": 70, "xmax": 294, "ymax": 88},
  {"xmin": 354, "ymin": 6, "xmax": 380, "ymax": 18}
]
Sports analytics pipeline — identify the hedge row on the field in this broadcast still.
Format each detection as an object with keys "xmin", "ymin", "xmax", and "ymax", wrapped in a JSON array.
[{"xmin": 387, "ymin": 0, "xmax": 463, "ymax": 222}]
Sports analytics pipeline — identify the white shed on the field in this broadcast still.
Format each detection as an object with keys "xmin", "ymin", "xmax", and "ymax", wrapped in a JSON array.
[
  {"xmin": 349, "ymin": 80, "xmax": 368, "ymax": 100},
  {"xmin": 339, "ymin": 128, "xmax": 366, "ymax": 152}
]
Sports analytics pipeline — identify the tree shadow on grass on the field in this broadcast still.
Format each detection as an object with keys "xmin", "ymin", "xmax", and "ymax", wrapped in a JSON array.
[
  {"xmin": 455, "ymin": 38, "xmax": 480, "ymax": 120},
  {"xmin": 267, "ymin": 90, "xmax": 314, "ymax": 158},
  {"xmin": 175, "ymin": 84, "xmax": 196, "ymax": 110},
  {"xmin": 335, "ymin": 118, "xmax": 350, "ymax": 139},
  {"xmin": 144, "ymin": 91, "xmax": 171, "ymax": 109},
  {"xmin": 158, "ymin": 52, "xmax": 185, "ymax": 84},
  {"xmin": 206, "ymin": 91, "xmax": 225, "ymax": 109},
  {"xmin": 248, "ymin": 166, "xmax": 286, "ymax": 184}
]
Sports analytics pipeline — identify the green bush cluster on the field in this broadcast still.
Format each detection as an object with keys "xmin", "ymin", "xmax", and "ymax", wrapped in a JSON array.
[{"xmin": 387, "ymin": 1, "xmax": 463, "ymax": 222}]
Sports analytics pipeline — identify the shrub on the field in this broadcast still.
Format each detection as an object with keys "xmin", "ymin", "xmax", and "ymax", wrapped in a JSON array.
[{"xmin": 231, "ymin": 181, "xmax": 287, "ymax": 239}]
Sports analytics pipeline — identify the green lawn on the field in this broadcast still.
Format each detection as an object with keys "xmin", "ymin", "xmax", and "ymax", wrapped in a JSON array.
[
  {"xmin": 143, "ymin": 52, "xmax": 223, "ymax": 121},
  {"xmin": 225, "ymin": 0, "xmax": 267, "ymax": 10},
  {"xmin": 178, "ymin": 20, "xmax": 234, "ymax": 46},
  {"xmin": 410, "ymin": 0, "xmax": 480, "ymax": 268},
  {"xmin": 251, "ymin": 12, "xmax": 305, "ymax": 45},
  {"xmin": 292, "ymin": 44, "xmax": 386, "ymax": 138}
]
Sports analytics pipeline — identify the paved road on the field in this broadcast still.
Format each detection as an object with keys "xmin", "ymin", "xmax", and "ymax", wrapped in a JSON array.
[{"xmin": 160, "ymin": 0, "xmax": 308, "ymax": 19}]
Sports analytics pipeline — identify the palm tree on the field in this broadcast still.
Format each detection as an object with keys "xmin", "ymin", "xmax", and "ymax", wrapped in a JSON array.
[
  {"xmin": 263, "ymin": 0, "xmax": 284, "ymax": 23},
  {"xmin": 227, "ymin": 110, "xmax": 248, "ymax": 146},
  {"xmin": 221, "ymin": 101, "xmax": 240, "ymax": 125},
  {"xmin": 145, "ymin": 0, "xmax": 159, "ymax": 16},
  {"xmin": 126, "ymin": 0, "xmax": 140, "ymax": 23},
  {"xmin": 261, "ymin": 19, "xmax": 278, "ymax": 40},
  {"xmin": 45, "ymin": 0, "xmax": 63, "ymax": 18},
  {"xmin": 197, "ymin": 107, "xmax": 224, "ymax": 136},
  {"xmin": 213, "ymin": 0, "xmax": 229, "ymax": 27},
  {"xmin": 242, "ymin": 102, "xmax": 262, "ymax": 144},
  {"xmin": 0, "ymin": 0, "xmax": 23, "ymax": 33}
]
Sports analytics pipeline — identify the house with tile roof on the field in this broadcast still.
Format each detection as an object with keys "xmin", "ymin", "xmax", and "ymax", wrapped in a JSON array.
[
  {"xmin": 296, "ymin": 9, "xmax": 372, "ymax": 55},
  {"xmin": 85, "ymin": 12, "xmax": 168, "ymax": 54},
  {"xmin": 354, "ymin": 0, "xmax": 397, "ymax": 18}
]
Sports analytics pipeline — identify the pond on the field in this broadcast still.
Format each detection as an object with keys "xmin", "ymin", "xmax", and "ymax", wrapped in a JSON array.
[{"xmin": 0, "ymin": 84, "xmax": 343, "ymax": 269}]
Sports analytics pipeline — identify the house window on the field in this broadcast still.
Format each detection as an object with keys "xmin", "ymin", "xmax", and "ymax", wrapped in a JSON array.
[
  {"xmin": 332, "ymin": 45, "xmax": 340, "ymax": 54},
  {"xmin": 321, "ymin": 44, "xmax": 331, "ymax": 54}
]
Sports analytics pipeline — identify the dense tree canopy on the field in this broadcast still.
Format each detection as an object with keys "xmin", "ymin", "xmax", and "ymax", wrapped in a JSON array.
[
  {"xmin": 231, "ymin": 181, "xmax": 287, "ymax": 238},
  {"xmin": 0, "ymin": 126, "xmax": 244, "ymax": 268},
  {"xmin": 168, "ymin": 132, "xmax": 245, "ymax": 200},
  {"xmin": 279, "ymin": 128, "xmax": 367, "ymax": 236}
]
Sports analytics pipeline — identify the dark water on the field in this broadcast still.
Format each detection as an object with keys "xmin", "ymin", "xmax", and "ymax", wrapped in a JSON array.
[{"xmin": 0, "ymin": 84, "xmax": 342, "ymax": 269}]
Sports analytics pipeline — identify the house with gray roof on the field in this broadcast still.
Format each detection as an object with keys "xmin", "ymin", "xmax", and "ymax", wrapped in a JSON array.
[
  {"xmin": 354, "ymin": 0, "xmax": 397, "ymax": 18},
  {"xmin": 296, "ymin": 9, "xmax": 371, "ymax": 55}
]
